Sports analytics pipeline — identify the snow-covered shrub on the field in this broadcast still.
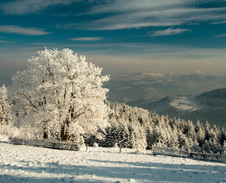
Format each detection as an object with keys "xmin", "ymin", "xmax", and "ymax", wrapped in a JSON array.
[
  {"xmin": 93, "ymin": 142, "xmax": 98, "ymax": 147},
  {"xmin": 0, "ymin": 124, "xmax": 20, "ymax": 138}
]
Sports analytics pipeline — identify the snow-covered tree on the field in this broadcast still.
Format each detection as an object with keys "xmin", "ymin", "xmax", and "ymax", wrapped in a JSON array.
[
  {"xmin": 178, "ymin": 131, "xmax": 189, "ymax": 149},
  {"xmin": 0, "ymin": 84, "xmax": 12, "ymax": 125},
  {"xmin": 12, "ymin": 48, "xmax": 109, "ymax": 141},
  {"xmin": 130, "ymin": 123, "xmax": 147, "ymax": 150}
]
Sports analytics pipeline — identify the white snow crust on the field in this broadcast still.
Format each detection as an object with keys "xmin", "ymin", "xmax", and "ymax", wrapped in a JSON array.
[{"xmin": 0, "ymin": 140, "xmax": 225, "ymax": 183}]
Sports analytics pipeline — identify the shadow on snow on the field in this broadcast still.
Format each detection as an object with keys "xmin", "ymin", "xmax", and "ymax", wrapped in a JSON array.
[{"xmin": 0, "ymin": 158, "xmax": 225, "ymax": 183}]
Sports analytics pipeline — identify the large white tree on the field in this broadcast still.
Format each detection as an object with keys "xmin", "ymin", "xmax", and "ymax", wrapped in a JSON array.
[
  {"xmin": 12, "ymin": 48, "xmax": 109, "ymax": 141},
  {"xmin": 0, "ymin": 84, "xmax": 12, "ymax": 125}
]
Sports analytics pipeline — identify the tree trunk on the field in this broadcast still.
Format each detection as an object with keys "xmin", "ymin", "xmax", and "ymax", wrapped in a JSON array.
[
  {"xmin": 86, "ymin": 144, "xmax": 88, "ymax": 152},
  {"xmin": 60, "ymin": 124, "xmax": 70, "ymax": 141},
  {"xmin": 119, "ymin": 145, "xmax": 122, "ymax": 153},
  {"xmin": 43, "ymin": 127, "xmax": 48, "ymax": 139},
  {"xmin": 43, "ymin": 131, "xmax": 48, "ymax": 139}
]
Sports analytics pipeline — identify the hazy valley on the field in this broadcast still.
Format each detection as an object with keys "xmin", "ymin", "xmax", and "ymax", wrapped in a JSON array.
[{"xmin": 106, "ymin": 73, "xmax": 226, "ymax": 128}]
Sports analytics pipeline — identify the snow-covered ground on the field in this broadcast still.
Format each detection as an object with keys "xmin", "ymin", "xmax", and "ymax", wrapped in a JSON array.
[
  {"xmin": 170, "ymin": 96, "xmax": 203, "ymax": 111},
  {"xmin": 0, "ymin": 138, "xmax": 225, "ymax": 183}
]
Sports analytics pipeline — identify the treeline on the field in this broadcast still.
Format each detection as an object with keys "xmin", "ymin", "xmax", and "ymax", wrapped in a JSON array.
[{"xmin": 85, "ymin": 102, "xmax": 226, "ymax": 154}]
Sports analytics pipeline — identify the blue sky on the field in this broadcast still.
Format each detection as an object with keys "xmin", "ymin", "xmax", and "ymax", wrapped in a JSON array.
[{"xmin": 0, "ymin": 0, "xmax": 226, "ymax": 83}]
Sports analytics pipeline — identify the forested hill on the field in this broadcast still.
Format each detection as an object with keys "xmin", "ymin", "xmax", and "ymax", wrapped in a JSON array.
[
  {"xmin": 98, "ymin": 101, "xmax": 226, "ymax": 154},
  {"xmin": 196, "ymin": 88, "xmax": 226, "ymax": 99}
]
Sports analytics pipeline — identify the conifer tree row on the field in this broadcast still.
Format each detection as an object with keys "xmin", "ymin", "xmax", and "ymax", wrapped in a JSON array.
[{"xmin": 88, "ymin": 102, "xmax": 225, "ymax": 154}]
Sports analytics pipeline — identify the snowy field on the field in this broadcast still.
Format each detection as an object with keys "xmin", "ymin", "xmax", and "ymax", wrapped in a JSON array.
[
  {"xmin": 170, "ymin": 96, "xmax": 203, "ymax": 111},
  {"xmin": 0, "ymin": 139, "xmax": 225, "ymax": 183}
]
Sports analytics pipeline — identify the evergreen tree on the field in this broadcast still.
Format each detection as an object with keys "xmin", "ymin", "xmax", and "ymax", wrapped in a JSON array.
[
  {"xmin": 129, "ymin": 123, "xmax": 147, "ymax": 149},
  {"xmin": 196, "ymin": 120, "xmax": 205, "ymax": 146}
]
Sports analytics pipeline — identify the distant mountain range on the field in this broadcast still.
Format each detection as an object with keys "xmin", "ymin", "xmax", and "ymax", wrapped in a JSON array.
[
  {"xmin": 105, "ymin": 73, "xmax": 226, "ymax": 128},
  {"xmin": 105, "ymin": 73, "xmax": 226, "ymax": 103}
]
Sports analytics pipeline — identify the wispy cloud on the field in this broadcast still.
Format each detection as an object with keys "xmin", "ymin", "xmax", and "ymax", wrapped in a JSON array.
[
  {"xmin": 32, "ymin": 42, "xmax": 53, "ymax": 45},
  {"xmin": 211, "ymin": 20, "xmax": 226, "ymax": 24},
  {"xmin": 63, "ymin": 0, "xmax": 226, "ymax": 30},
  {"xmin": 2, "ymin": 0, "xmax": 226, "ymax": 30},
  {"xmin": 0, "ymin": 25, "xmax": 50, "ymax": 35},
  {"xmin": 215, "ymin": 34, "xmax": 226, "ymax": 38},
  {"xmin": 0, "ymin": 0, "xmax": 74, "ymax": 15},
  {"xmin": 150, "ymin": 28, "xmax": 191, "ymax": 37},
  {"xmin": 70, "ymin": 37, "xmax": 103, "ymax": 41},
  {"xmin": 0, "ymin": 40, "xmax": 10, "ymax": 43}
]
